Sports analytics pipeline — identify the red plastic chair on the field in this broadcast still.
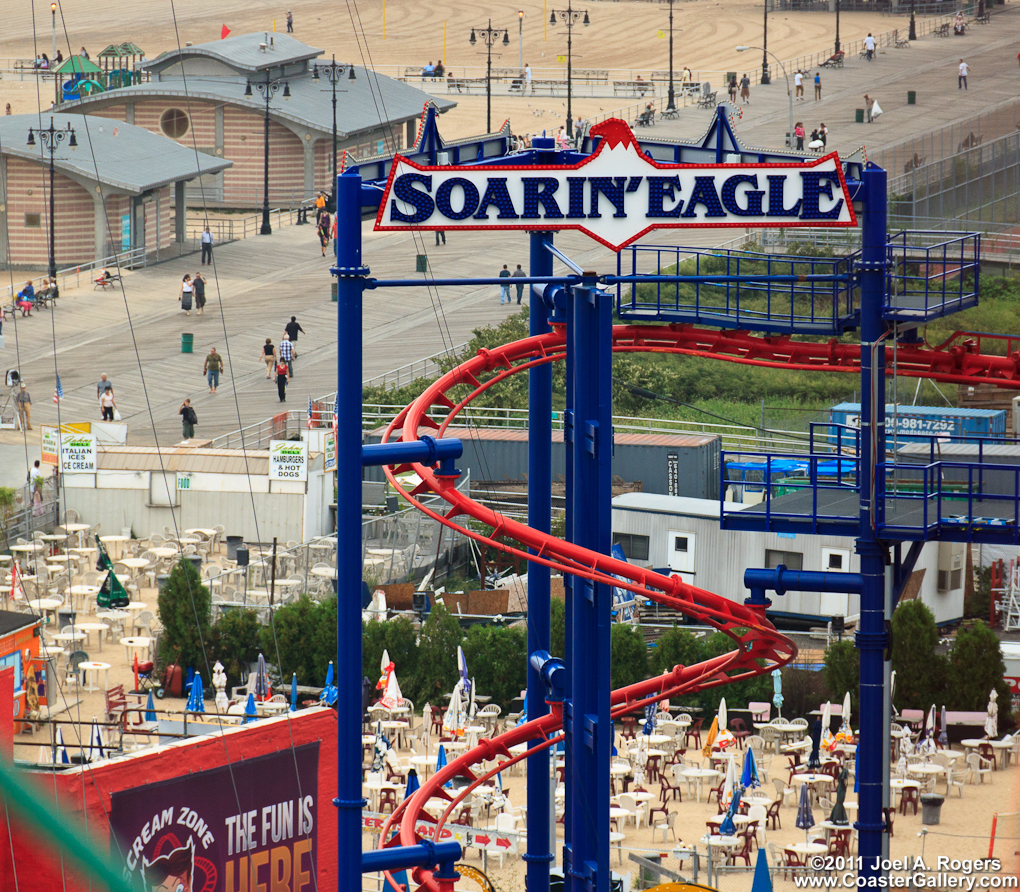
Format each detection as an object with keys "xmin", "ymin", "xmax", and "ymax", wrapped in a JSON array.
[{"xmin": 730, "ymin": 717, "xmax": 750, "ymax": 749}]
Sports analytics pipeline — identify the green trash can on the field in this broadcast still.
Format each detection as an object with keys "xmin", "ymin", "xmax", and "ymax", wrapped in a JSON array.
[
  {"xmin": 907, "ymin": 90, "xmax": 916, "ymax": 105},
  {"xmin": 726, "ymin": 72, "xmax": 737, "ymax": 86},
  {"xmin": 415, "ymin": 254, "xmax": 429, "ymax": 273},
  {"xmin": 855, "ymin": 108, "xmax": 865, "ymax": 124},
  {"xmin": 331, "ymin": 282, "xmax": 338, "ymax": 302},
  {"xmin": 181, "ymin": 332, "xmax": 194, "ymax": 354}
]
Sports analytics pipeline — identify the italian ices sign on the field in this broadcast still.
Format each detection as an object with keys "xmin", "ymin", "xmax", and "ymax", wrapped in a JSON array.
[
  {"xmin": 59, "ymin": 432, "xmax": 96, "ymax": 473},
  {"xmin": 110, "ymin": 744, "xmax": 318, "ymax": 892},
  {"xmin": 376, "ymin": 119, "xmax": 856, "ymax": 251},
  {"xmin": 269, "ymin": 439, "xmax": 308, "ymax": 482}
]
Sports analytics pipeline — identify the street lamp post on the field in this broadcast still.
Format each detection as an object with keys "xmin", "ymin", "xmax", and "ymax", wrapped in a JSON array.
[
  {"xmin": 837, "ymin": 0, "xmax": 844, "ymax": 51},
  {"xmin": 518, "ymin": 10, "xmax": 524, "ymax": 70},
  {"xmin": 27, "ymin": 117, "xmax": 77, "ymax": 288},
  {"xmin": 665, "ymin": 0, "xmax": 676, "ymax": 112},
  {"xmin": 244, "ymin": 70, "xmax": 290, "ymax": 235},
  {"xmin": 470, "ymin": 21, "xmax": 510, "ymax": 135},
  {"xmin": 51, "ymin": 3, "xmax": 57, "ymax": 61},
  {"xmin": 761, "ymin": 0, "xmax": 771, "ymax": 84},
  {"xmin": 737, "ymin": 45, "xmax": 793, "ymax": 152},
  {"xmin": 549, "ymin": 2, "xmax": 590, "ymax": 138},
  {"xmin": 908, "ymin": 0, "xmax": 916, "ymax": 41},
  {"xmin": 312, "ymin": 56, "xmax": 356, "ymax": 210}
]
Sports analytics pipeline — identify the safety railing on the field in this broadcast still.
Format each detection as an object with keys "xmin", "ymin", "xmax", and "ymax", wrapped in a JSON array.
[
  {"xmin": 184, "ymin": 204, "xmax": 315, "ymax": 245},
  {"xmin": 615, "ymin": 243, "xmax": 858, "ymax": 335},
  {"xmin": 877, "ymin": 459, "xmax": 1020, "ymax": 541},
  {"xmin": 0, "ymin": 246, "xmax": 147, "ymax": 301},
  {"xmin": 883, "ymin": 231, "xmax": 979, "ymax": 322},
  {"xmin": 720, "ymin": 450, "xmax": 861, "ymax": 533},
  {"xmin": 361, "ymin": 344, "xmax": 468, "ymax": 391}
]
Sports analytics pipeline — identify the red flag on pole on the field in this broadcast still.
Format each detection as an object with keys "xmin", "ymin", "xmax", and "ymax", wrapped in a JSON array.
[{"xmin": 221, "ymin": 24, "xmax": 231, "ymax": 39}]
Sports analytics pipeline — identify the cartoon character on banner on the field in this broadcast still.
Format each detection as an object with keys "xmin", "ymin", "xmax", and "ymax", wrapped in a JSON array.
[{"xmin": 142, "ymin": 838, "xmax": 216, "ymax": 892}]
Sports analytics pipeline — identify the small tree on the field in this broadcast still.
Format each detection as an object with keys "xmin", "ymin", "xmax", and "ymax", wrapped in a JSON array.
[
  {"xmin": 947, "ymin": 621, "xmax": 1012, "ymax": 730},
  {"xmin": 462, "ymin": 624, "xmax": 528, "ymax": 711},
  {"xmin": 650, "ymin": 627, "xmax": 705, "ymax": 677},
  {"xmin": 211, "ymin": 609, "xmax": 261, "ymax": 688},
  {"xmin": 410, "ymin": 603, "xmax": 463, "ymax": 705},
  {"xmin": 262, "ymin": 595, "xmax": 336, "ymax": 687},
  {"xmin": 0, "ymin": 486, "xmax": 16, "ymax": 549},
  {"xmin": 610, "ymin": 623, "xmax": 648, "ymax": 690},
  {"xmin": 890, "ymin": 600, "xmax": 947, "ymax": 711},
  {"xmin": 157, "ymin": 558, "xmax": 212, "ymax": 680},
  {"xmin": 550, "ymin": 596, "xmax": 566, "ymax": 659},
  {"xmin": 966, "ymin": 565, "xmax": 991, "ymax": 622},
  {"xmin": 823, "ymin": 639, "xmax": 859, "ymax": 716}
]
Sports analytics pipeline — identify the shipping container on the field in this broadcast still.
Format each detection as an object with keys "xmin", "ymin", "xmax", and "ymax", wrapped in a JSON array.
[
  {"xmin": 611, "ymin": 492, "xmax": 965, "ymax": 625},
  {"xmin": 829, "ymin": 403, "xmax": 1006, "ymax": 444},
  {"xmin": 364, "ymin": 427, "xmax": 721, "ymax": 500}
]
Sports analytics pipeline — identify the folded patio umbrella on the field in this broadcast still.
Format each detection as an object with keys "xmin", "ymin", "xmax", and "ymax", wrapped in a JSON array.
[
  {"xmin": 751, "ymin": 848, "xmax": 773, "ymax": 892},
  {"xmin": 380, "ymin": 666, "xmax": 403, "ymax": 710},
  {"xmin": 985, "ymin": 689, "xmax": 998, "ymax": 739},
  {"xmin": 254, "ymin": 653, "xmax": 270, "ymax": 702},
  {"xmin": 821, "ymin": 701, "xmax": 835, "ymax": 751},
  {"xmin": 718, "ymin": 755, "xmax": 740, "ymax": 835},
  {"xmin": 938, "ymin": 704, "xmax": 948, "ymax": 748},
  {"xmin": 772, "ymin": 668, "xmax": 784, "ymax": 717},
  {"xmin": 701, "ymin": 716, "xmax": 719, "ymax": 759},
  {"xmin": 145, "ymin": 691, "xmax": 157, "ymax": 723},
  {"xmin": 86, "ymin": 718, "xmax": 105, "ymax": 763},
  {"xmin": 741, "ymin": 745, "xmax": 760, "ymax": 790},
  {"xmin": 319, "ymin": 661, "xmax": 338, "ymax": 707},
  {"xmin": 243, "ymin": 693, "xmax": 258, "ymax": 724},
  {"xmin": 917, "ymin": 704, "xmax": 937, "ymax": 754},
  {"xmin": 54, "ymin": 727, "xmax": 69, "ymax": 764},
  {"xmin": 830, "ymin": 764, "xmax": 850, "ymax": 825},
  {"xmin": 807, "ymin": 716, "xmax": 823, "ymax": 770},
  {"xmin": 186, "ymin": 674, "xmax": 205, "ymax": 714},
  {"xmin": 795, "ymin": 782, "xmax": 815, "ymax": 843},
  {"xmin": 442, "ymin": 680, "xmax": 465, "ymax": 738},
  {"xmin": 457, "ymin": 646, "xmax": 471, "ymax": 702},
  {"xmin": 290, "ymin": 673, "xmax": 298, "ymax": 712}
]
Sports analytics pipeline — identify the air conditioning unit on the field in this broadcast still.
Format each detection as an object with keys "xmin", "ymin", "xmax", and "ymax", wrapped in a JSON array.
[{"xmin": 937, "ymin": 541, "xmax": 965, "ymax": 592}]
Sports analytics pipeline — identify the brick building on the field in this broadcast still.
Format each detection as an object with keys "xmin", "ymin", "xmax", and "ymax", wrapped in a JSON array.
[
  {"xmin": 62, "ymin": 32, "xmax": 456, "ymax": 206},
  {"xmin": 0, "ymin": 114, "xmax": 230, "ymax": 269}
]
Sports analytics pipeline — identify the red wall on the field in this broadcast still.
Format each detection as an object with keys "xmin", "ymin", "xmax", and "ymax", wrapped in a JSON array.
[{"xmin": 3, "ymin": 708, "xmax": 338, "ymax": 891}]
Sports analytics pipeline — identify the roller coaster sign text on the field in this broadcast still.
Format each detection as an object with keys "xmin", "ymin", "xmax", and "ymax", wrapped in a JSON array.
[{"xmin": 375, "ymin": 119, "xmax": 856, "ymax": 251}]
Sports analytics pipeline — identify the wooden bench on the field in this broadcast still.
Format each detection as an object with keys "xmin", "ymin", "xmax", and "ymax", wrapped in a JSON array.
[
  {"xmin": 975, "ymin": 12, "xmax": 990, "ymax": 23},
  {"xmin": 34, "ymin": 286, "xmax": 58, "ymax": 308},
  {"xmin": 634, "ymin": 108, "xmax": 655, "ymax": 127},
  {"xmin": 697, "ymin": 90, "xmax": 717, "ymax": 109},
  {"xmin": 446, "ymin": 76, "xmax": 487, "ymax": 94},
  {"xmin": 94, "ymin": 272, "xmax": 122, "ymax": 290},
  {"xmin": 934, "ymin": 23, "xmax": 950, "ymax": 37},
  {"xmin": 613, "ymin": 80, "xmax": 652, "ymax": 97},
  {"xmin": 821, "ymin": 52, "xmax": 844, "ymax": 69},
  {"xmin": 572, "ymin": 68, "xmax": 609, "ymax": 84}
]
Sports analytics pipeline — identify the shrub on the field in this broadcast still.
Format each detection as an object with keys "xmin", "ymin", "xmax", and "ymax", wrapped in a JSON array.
[
  {"xmin": 649, "ymin": 627, "xmax": 705, "ymax": 677},
  {"xmin": 778, "ymin": 667, "xmax": 830, "ymax": 720},
  {"xmin": 823, "ymin": 639, "xmax": 859, "ymax": 717},
  {"xmin": 262, "ymin": 595, "xmax": 336, "ymax": 687},
  {"xmin": 610, "ymin": 623, "xmax": 648, "ymax": 690},
  {"xmin": 550, "ymin": 597, "xmax": 566, "ymax": 659},
  {"xmin": 966, "ymin": 565, "xmax": 991, "ymax": 621},
  {"xmin": 462, "ymin": 623, "xmax": 528, "ymax": 712},
  {"xmin": 210, "ymin": 609, "xmax": 261, "ymax": 688},
  {"xmin": 890, "ymin": 600, "xmax": 947, "ymax": 711},
  {"xmin": 410, "ymin": 604, "xmax": 463, "ymax": 706},
  {"xmin": 157, "ymin": 557, "xmax": 213, "ymax": 680},
  {"xmin": 946, "ymin": 621, "xmax": 1012, "ymax": 731}
]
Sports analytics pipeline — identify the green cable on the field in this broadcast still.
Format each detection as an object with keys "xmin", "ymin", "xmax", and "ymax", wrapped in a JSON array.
[{"xmin": 0, "ymin": 759, "xmax": 141, "ymax": 892}]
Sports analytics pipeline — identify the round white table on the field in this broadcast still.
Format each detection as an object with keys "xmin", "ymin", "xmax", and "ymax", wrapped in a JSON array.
[
  {"xmin": 681, "ymin": 767, "xmax": 721, "ymax": 802},
  {"xmin": 62, "ymin": 523, "xmax": 90, "ymax": 534},
  {"xmin": 707, "ymin": 813, "xmax": 751, "ymax": 829},
  {"xmin": 743, "ymin": 794, "xmax": 772, "ymax": 808},
  {"xmin": 786, "ymin": 842, "xmax": 827, "ymax": 859},
  {"xmin": 50, "ymin": 630, "xmax": 86, "ymax": 648},
  {"xmin": 409, "ymin": 754, "xmax": 434, "ymax": 778},
  {"xmin": 0, "ymin": 554, "xmax": 11, "ymax": 563},
  {"xmin": 78, "ymin": 661, "xmax": 111, "ymax": 692},
  {"xmin": 28, "ymin": 598, "xmax": 63, "ymax": 619},
  {"xmin": 70, "ymin": 584, "xmax": 101, "ymax": 598},
  {"xmin": 100, "ymin": 535, "xmax": 131, "ymax": 558},
  {"xmin": 362, "ymin": 780, "xmax": 399, "ymax": 812},
  {"xmin": 185, "ymin": 528, "xmax": 218, "ymax": 537},
  {"xmin": 149, "ymin": 547, "xmax": 180, "ymax": 559},
  {"xmin": 125, "ymin": 601, "xmax": 149, "ymax": 612},
  {"xmin": 311, "ymin": 566, "xmax": 336, "ymax": 578},
  {"xmin": 10, "ymin": 543, "xmax": 44, "ymax": 554},
  {"xmin": 46, "ymin": 553, "xmax": 77, "ymax": 566},
  {"xmin": 75, "ymin": 621, "xmax": 109, "ymax": 651},
  {"xmin": 118, "ymin": 557, "xmax": 151, "ymax": 571},
  {"xmin": 907, "ymin": 763, "xmax": 944, "ymax": 780},
  {"xmin": 120, "ymin": 636, "xmax": 152, "ymax": 662}
]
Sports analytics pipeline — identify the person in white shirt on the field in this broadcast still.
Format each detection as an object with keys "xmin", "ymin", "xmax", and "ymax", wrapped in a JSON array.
[
  {"xmin": 525, "ymin": 63, "xmax": 533, "ymax": 94},
  {"xmin": 864, "ymin": 33, "xmax": 876, "ymax": 60},
  {"xmin": 794, "ymin": 70, "xmax": 804, "ymax": 100},
  {"xmin": 958, "ymin": 59, "xmax": 969, "ymax": 90},
  {"xmin": 200, "ymin": 226, "xmax": 213, "ymax": 265}
]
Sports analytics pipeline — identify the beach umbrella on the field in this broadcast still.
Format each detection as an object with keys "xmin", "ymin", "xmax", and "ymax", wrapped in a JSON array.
[
  {"xmin": 320, "ymin": 661, "xmax": 338, "ymax": 706},
  {"xmin": 436, "ymin": 743, "xmax": 453, "ymax": 789},
  {"xmin": 751, "ymin": 848, "xmax": 774, "ymax": 892},
  {"xmin": 361, "ymin": 676, "xmax": 373, "ymax": 715},
  {"xmin": 290, "ymin": 673, "xmax": 298, "ymax": 712},
  {"xmin": 468, "ymin": 676, "xmax": 477, "ymax": 720},
  {"xmin": 421, "ymin": 703, "xmax": 433, "ymax": 752},
  {"xmin": 715, "ymin": 698, "xmax": 737, "ymax": 750},
  {"xmin": 254, "ymin": 653, "xmax": 270, "ymax": 702},
  {"xmin": 835, "ymin": 692, "xmax": 853, "ymax": 746},
  {"xmin": 830, "ymin": 765, "xmax": 850, "ymax": 825},
  {"xmin": 54, "ymin": 727, "xmax": 69, "ymax": 764},
  {"xmin": 442, "ymin": 680, "xmax": 465, "ymax": 738},
  {"xmin": 807, "ymin": 716, "xmax": 823, "ymax": 770},
  {"xmin": 404, "ymin": 767, "xmax": 420, "ymax": 801},
  {"xmin": 145, "ymin": 691, "xmax": 157, "ymax": 723},
  {"xmin": 243, "ymin": 693, "xmax": 258, "ymax": 724},
  {"xmin": 186, "ymin": 674, "xmax": 205, "ymax": 714},
  {"xmin": 85, "ymin": 718, "xmax": 106, "ymax": 763},
  {"xmin": 772, "ymin": 668, "xmax": 784, "ymax": 717},
  {"xmin": 890, "ymin": 670, "xmax": 899, "ymax": 717},
  {"xmin": 457, "ymin": 646, "xmax": 471, "ymax": 701},
  {"xmin": 938, "ymin": 705, "xmax": 948, "ymax": 748},
  {"xmin": 378, "ymin": 649, "xmax": 393, "ymax": 695},
  {"xmin": 701, "ymin": 716, "xmax": 719, "ymax": 759},
  {"xmin": 381, "ymin": 666, "xmax": 403, "ymax": 710},
  {"xmin": 741, "ymin": 745, "xmax": 760, "ymax": 790},
  {"xmin": 795, "ymin": 783, "xmax": 815, "ymax": 843},
  {"xmin": 985, "ymin": 689, "xmax": 999, "ymax": 739},
  {"xmin": 642, "ymin": 701, "xmax": 657, "ymax": 736},
  {"xmin": 718, "ymin": 697, "xmax": 728, "ymax": 732},
  {"xmin": 97, "ymin": 567, "xmax": 129, "ymax": 610},
  {"xmin": 373, "ymin": 720, "xmax": 391, "ymax": 772},
  {"xmin": 917, "ymin": 704, "xmax": 937, "ymax": 754},
  {"xmin": 718, "ymin": 755, "xmax": 740, "ymax": 835},
  {"xmin": 821, "ymin": 701, "xmax": 834, "ymax": 752}
]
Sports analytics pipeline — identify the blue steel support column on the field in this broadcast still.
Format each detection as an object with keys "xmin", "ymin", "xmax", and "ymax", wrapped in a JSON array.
[
  {"xmin": 335, "ymin": 169, "xmax": 368, "ymax": 883},
  {"xmin": 565, "ymin": 274, "xmax": 612, "ymax": 892},
  {"xmin": 526, "ymin": 229, "xmax": 555, "ymax": 892},
  {"xmin": 855, "ymin": 163, "xmax": 889, "ymax": 881}
]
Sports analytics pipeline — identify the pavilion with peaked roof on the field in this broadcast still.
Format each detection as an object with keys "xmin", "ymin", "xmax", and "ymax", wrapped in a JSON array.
[{"xmin": 61, "ymin": 33, "xmax": 456, "ymax": 206}]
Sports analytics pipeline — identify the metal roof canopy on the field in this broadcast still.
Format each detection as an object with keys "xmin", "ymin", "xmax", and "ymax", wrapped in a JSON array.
[
  {"xmin": 140, "ymin": 32, "xmax": 323, "ymax": 76},
  {"xmin": 1, "ymin": 113, "xmax": 231, "ymax": 195}
]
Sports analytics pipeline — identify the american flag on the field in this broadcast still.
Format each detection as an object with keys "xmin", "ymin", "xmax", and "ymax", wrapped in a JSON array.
[
  {"xmin": 307, "ymin": 396, "xmax": 314, "ymax": 429},
  {"xmin": 53, "ymin": 374, "xmax": 63, "ymax": 404}
]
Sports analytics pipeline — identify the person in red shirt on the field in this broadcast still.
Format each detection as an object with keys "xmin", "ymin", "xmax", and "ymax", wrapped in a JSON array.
[{"xmin": 275, "ymin": 358, "xmax": 290, "ymax": 402}]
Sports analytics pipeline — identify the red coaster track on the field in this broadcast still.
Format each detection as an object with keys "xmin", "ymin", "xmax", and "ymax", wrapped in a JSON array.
[{"xmin": 373, "ymin": 321, "xmax": 1019, "ymax": 890}]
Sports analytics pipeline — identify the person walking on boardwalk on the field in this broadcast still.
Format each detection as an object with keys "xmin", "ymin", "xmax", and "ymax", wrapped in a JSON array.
[
  {"xmin": 739, "ymin": 74, "xmax": 751, "ymax": 103},
  {"xmin": 204, "ymin": 347, "xmax": 224, "ymax": 394},
  {"xmin": 275, "ymin": 357, "xmax": 290, "ymax": 402},
  {"xmin": 193, "ymin": 271, "xmax": 207, "ymax": 315},
  {"xmin": 814, "ymin": 71, "xmax": 822, "ymax": 100},
  {"xmin": 499, "ymin": 264, "xmax": 511, "ymax": 304},
  {"xmin": 279, "ymin": 333, "xmax": 295, "ymax": 377},
  {"xmin": 200, "ymin": 226, "xmax": 213, "ymax": 265},
  {"xmin": 958, "ymin": 59, "xmax": 969, "ymax": 90},
  {"xmin": 511, "ymin": 264, "xmax": 526, "ymax": 304},
  {"xmin": 286, "ymin": 9, "xmax": 294, "ymax": 32},
  {"xmin": 260, "ymin": 338, "xmax": 278, "ymax": 378},
  {"xmin": 179, "ymin": 274, "xmax": 193, "ymax": 315},
  {"xmin": 14, "ymin": 383, "xmax": 32, "ymax": 431},
  {"xmin": 180, "ymin": 398, "xmax": 198, "ymax": 439}
]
